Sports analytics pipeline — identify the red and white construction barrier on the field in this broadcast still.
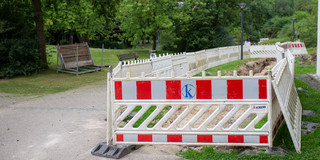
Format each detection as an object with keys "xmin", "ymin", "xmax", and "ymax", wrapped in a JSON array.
[{"xmin": 114, "ymin": 79, "xmax": 267, "ymax": 100}]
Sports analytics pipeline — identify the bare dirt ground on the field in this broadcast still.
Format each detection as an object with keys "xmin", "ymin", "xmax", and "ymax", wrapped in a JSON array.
[
  {"xmin": 0, "ymin": 81, "xmax": 182, "ymax": 160},
  {"xmin": 227, "ymin": 58, "xmax": 277, "ymax": 76}
]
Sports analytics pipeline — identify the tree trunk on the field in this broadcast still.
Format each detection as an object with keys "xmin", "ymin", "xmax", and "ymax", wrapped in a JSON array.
[
  {"xmin": 32, "ymin": 0, "xmax": 48, "ymax": 68},
  {"xmin": 152, "ymin": 34, "xmax": 157, "ymax": 50}
]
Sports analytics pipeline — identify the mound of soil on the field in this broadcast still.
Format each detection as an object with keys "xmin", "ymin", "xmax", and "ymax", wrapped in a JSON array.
[
  {"xmin": 226, "ymin": 58, "xmax": 277, "ymax": 76},
  {"xmin": 298, "ymin": 52, "xmax": 317, "ymax": 65}
]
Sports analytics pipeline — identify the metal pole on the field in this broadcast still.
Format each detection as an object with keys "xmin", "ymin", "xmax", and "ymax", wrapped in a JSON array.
[
  {"xmin": 76, "ymin": 46, "xmax": 79, "ymax": 76},
  {"xmin": 317, "ymin": 0, "xmax": 320, "ymax": 75},
  {"xmin": 292, "ymin": 18, "xmax": 295, "ymax": 42},
  {"xmin": 101, "ymin": 44, "xmax": 104, "ymax": 70},
  {"xmin": 240, "ymin": 8, "xmax": 244, "ymax": 60}
]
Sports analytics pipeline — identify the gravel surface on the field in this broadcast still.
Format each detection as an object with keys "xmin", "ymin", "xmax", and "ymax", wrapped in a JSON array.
[{"xmin": 0, "ymin": 80, "xmax": 182, "ymax": 160}]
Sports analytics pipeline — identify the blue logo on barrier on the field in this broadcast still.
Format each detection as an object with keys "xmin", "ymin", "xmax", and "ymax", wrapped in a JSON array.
[{"xmin": 182, "ymin": 84, "xmax": 196, "ymax": 99}]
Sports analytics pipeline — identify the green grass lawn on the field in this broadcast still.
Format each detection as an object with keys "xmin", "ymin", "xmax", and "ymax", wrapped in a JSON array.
[{"xmin": 0, "ymin": 45, "xmax": 169, "ymax": 96}]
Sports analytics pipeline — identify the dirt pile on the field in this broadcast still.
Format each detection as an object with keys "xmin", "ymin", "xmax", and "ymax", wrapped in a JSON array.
[
  {"xmin": 226, "ymin": 58, "xmax": 276, "ymax": 76},
  {"xmin": 299, "ymin": 52, "xmax": 317, "ymax": 65}
]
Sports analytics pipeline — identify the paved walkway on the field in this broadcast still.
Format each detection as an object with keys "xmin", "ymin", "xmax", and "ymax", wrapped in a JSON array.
[{"xmin": 0, "ymin": 81, "xmax": 182, "ymax": 160}]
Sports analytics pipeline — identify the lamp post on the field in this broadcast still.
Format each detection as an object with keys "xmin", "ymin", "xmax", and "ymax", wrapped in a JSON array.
[
  {"xmin": 292, "ymin": 18, "xmax": 296, "ymax": 42},
  {"xmin": 238, "ymin": 3, "xmax": 246, "ymax": 60},
  {"xmin": 317, "ymin": 0, "xmax": 320, "ymax": 76}
]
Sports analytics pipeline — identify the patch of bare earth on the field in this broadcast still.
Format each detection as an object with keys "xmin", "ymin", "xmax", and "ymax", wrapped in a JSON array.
[{"xmin": 227, "ymin": 58, "xmax": 277, "ymax": 76}]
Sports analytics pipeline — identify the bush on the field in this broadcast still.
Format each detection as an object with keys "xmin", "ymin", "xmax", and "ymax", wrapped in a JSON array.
[{"xmin": 0, "ymin": 1, "xmax": 45, "ymax": 78}]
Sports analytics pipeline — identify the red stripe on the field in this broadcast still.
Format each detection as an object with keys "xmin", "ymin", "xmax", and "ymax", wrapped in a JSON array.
[
  {"xmin": 166, "ymin": 81, "xmax": 181, "ymax": 99},
  {"xmin": 295, "ymin": 44, "xmax": 298, "ymax": 48},
  {"xmin": 115, "ymin": 81, "xmax": 122, "ymax": 100},
  {"xmin": 196, "ymin": 80, "xmax": 212, "ymax": 99},
  {"xmin": 227, "ymin": 80, "xmax": 243, "ymax": 99},
  {"xmin": 260, "ymin": 136, "xmax": 268, "ymax": 143},
  {"xmin": 116, "ymin": 134, "xmax": 123, "ymax": 142},
  {"xmin": 292, "ymin": 44, "xmax": 294, "ymax": 48},
  {"xmin": 136, "ymin": 81, "xmax": 152, "ymax": 99},
  {"xmin": 167, "ymin": 135, "xmax": 182, "ymax": 142},
  {"xmin": 197, "ymin": 135, "xmax": 212, "ymax": 143},
  {"xmin": 228, "ymin": 135, "xmax": 244, "ymax": 143},
  {"xmin": 138, "ymin": 134, "xmax": 153, "ymax": 142},
  {"xmin": 259, "ymin": 79, "xmax": 267, "ymax": 99},
  {"xmin": 301, "ymin": 44, "xmax": 304, "ymax": 47}
]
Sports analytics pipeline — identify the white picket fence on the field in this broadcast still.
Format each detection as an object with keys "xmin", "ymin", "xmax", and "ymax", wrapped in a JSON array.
[
  {"xmin": 112, "ymin": 46, "xmax": 250, "ymax": 78},
  {"xmin": 107, "ymin": 42, "xmax": 303, "ymax": 153}
]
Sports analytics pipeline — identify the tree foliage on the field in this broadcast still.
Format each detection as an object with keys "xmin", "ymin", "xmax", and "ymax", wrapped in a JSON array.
[
  {"xmin": 116, "ymin": 0, "xmax": 179, "ymax": 50},
  {"xmin": 43, "ymin": 0, "xmax": 119, "ymax": 43},
  {"xmin": 0, "ymin": 0, "xmax": 44, "ymax": 78},
  {"xmin": 171, "ymin": 0, "xmax": 236, "ymax": 52}
]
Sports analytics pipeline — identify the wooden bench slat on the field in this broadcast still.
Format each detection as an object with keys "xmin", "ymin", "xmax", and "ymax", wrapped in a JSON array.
[{"xmin": 117, "ymin": 53, "xmax": 138, "ymax": 61}]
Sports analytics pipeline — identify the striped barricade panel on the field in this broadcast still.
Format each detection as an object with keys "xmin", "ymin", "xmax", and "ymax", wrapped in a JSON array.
[
  {"xmin": 289, "ymin": 42, "xmax": 308, "ymax": 56},
  {"xmin": 115, "ymin": 134, "xmax": 269, "ymax": 146},
  {"xmin": 111, "ymin": 76, "xmax": 272, "ymax": 147},
  {"xmin": 114, "ymin": 79, "xmax": 268, "ymax": 100}
]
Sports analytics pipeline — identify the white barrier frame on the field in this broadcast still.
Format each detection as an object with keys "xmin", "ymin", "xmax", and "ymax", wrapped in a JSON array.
[{"xmin": 106, "ymin": 42, "xmax": 303, "ymax": 153}]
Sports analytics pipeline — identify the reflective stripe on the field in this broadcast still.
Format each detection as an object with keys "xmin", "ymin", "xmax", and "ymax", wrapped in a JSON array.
[
  {"xmin": 213, "ymin": 135, "xmax": 228, "ymax": 143},
  {"xmin": 166, "ymin": 81, "xmax": 181, "ymax": 99},
  {"xmin": 138, "ymin": 134, "xmax": 153, "ymax": 142},
  {"xmin": 122, "ymin": 81, "xmax": 136, "ymax": 100},
  {"xmin": 260, "ymin": 136, "xmax": 268, "ymax": 143},
  {"xmin": 259, "ymin": 79, "xmax": 267, "ymax": 99},
  {"xmin": 167, "ymin": 135, "xmax": 182, "ymax": 142},
  {"xmin": 116, "ymin": 134, "xmax": 268, "ymax": 144},
  {"xmin": 212, "ymin": 80, "xmax": 227, "ymax": 99},
  {"xmin": 123, "ymin": 134, "xmax": 137, "ymax": 142},
  {"xmin": 197, "ymin": 135, "xmax": 213, "ymax": 143},
  {"xmin": 227, "ymin": 80, "xmax": 243, "ymax": 99},
  {"xmin": 243, "ymin": 79, "xmax": 259, "ymax": 99},
  {"xmin": 196, "ymin": 80, "xmax": 212, "ymax": 99},
  {"xmin": 151, "ymin": 81, "xmax": 166, "ymax": 99},
  {"xmin": 153, "ymin": 134, "xmax": 167, "ymax": 142},
  {"xmin": 137, "ymin": 81, "xmax": 151, "ymax": 99},
  {"xmin": 228, "ymin": 135, "xmax": 244, "ymax": 143},
  {"xmin": 115, "ymin": 81, "xmax": 122, "ymax": 100},
  {"xmin": 244, "ymin": 135, "xmax": 259, "ymax": 143},
  {"xmin": 117, "ymin": 79, "xmax": 268, "ymax": 100},
  {"xmin": 182, "ymin": 135, "xmax": 197, "ymax": 143}
]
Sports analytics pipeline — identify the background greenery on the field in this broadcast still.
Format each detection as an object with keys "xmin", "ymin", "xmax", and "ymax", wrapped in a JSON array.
[{"xmin": 0, "ymin": 0, "xmax": 318, "ymax": 78}]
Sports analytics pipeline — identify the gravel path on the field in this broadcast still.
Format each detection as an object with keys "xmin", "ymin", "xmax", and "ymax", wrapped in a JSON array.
[{"xmin": 0, "ymin": 81, "xmax": 182, "ymax": 160}]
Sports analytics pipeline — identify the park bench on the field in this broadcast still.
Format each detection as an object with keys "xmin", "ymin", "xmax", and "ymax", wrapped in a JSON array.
[
  {"xmin": 56, "ymin": 42, "xmax": 103, "ymax": 75},
  {"xmin": 117, "ymin": 52, "xmax": 138, "ymax": 63}
]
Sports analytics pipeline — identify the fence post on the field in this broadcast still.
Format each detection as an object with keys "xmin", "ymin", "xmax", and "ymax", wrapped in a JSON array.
[
  {"xmin": 106, "ymin": 72, "xmax": 112, "ymax": 145},
  {"xmin": 76, "ymin": 46, "xmax": 79, "ymax": 76}
]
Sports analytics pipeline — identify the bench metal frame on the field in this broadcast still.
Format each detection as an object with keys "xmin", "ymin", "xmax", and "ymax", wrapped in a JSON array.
[{"xmin": 56, "ymin": 43, "xmax": 104, "ymax": 75}]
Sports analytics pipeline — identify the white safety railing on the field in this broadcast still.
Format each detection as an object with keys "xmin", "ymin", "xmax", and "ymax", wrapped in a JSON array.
[
  {"xmin": 112, "ymin": 46, "xmax": 250, "ymax": 78},
  {"xmin": 249, "ymin": 44, "xmax": 283, "ymax": 62},
  {"xmin": 107, "ymin": 42, "xmax": 304, "ymax": 153},
  {"xmin": 108, "ymin": 71, "xmax": 273, "ymax": 147},
  {"xmin": 271, "ymin": 56, "xmax": 302, "ymax": 153}
]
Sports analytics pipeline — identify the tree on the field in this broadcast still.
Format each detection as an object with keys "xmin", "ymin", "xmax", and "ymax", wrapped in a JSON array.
[
  {"xmin": 274, "ymin": 0, "xmax": 294, "ymax": 17},
  {"xmin": 167, "ymin": 0, "xmax": 237, "ymax": 52},
  {"xmin": 117, "ymin": 0, "xmax": 179, "ymax": 50},
  {"xmin": 0, "ymin": 0, "xmax": 44, "ymax": 78},
  {"xmin": 32, "ymin": 0, "xmax": 48, "ymax": 68},
  {"xmin": 43, "ymin": 0, "xmax": 119, "ymax": 44}
]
